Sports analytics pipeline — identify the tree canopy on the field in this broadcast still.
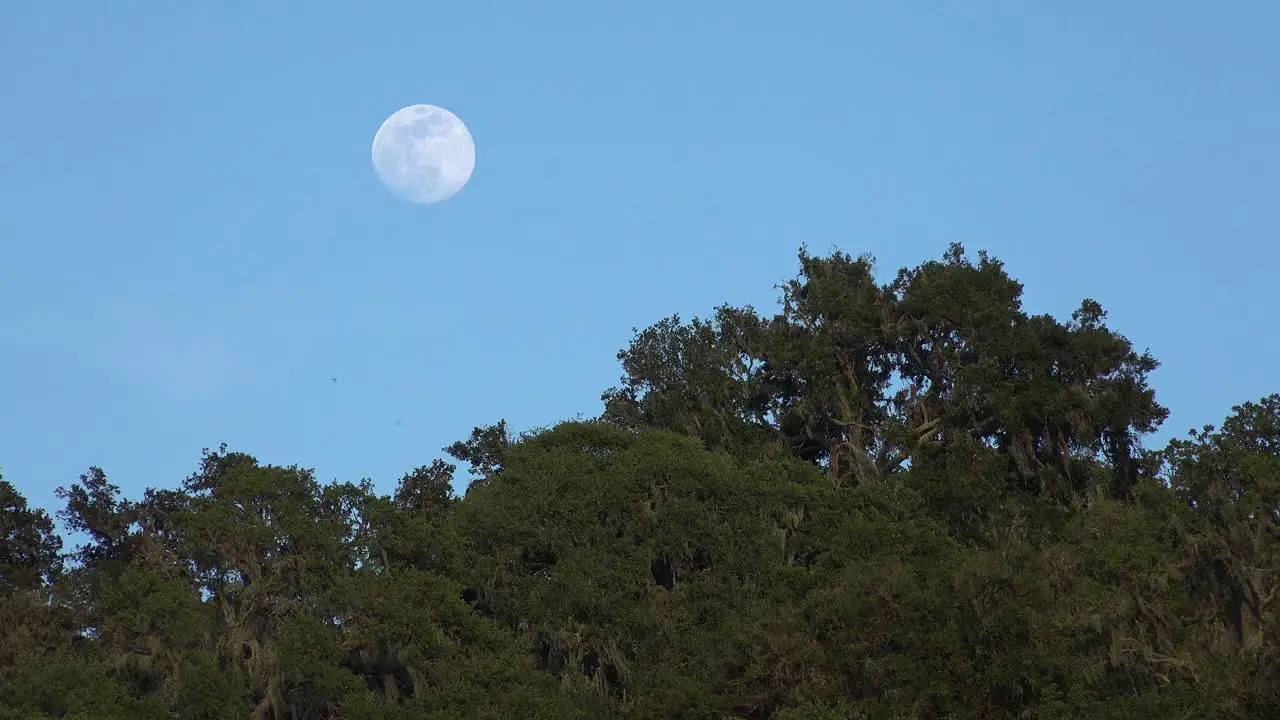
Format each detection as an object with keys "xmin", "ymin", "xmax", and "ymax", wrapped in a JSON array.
[{"xmin": 3, "ymin": 245, "xmax": 1277, "ymax": 718}]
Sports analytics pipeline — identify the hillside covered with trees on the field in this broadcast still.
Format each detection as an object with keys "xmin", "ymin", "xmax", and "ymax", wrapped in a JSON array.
[{"xmin": 2, "ymin": 245, "xmax": 1277, "ymax": 719}]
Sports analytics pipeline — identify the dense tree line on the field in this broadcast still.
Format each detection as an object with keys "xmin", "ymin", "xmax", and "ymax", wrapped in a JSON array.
[{"xmin": 2, "ymin": 245, "xmax": 1277, "ymax": 718}]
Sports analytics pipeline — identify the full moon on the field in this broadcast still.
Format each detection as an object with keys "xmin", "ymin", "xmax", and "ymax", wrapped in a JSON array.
[{"xmin": 371, "ymin": 104, "xmax": 476, "ymax": 204}]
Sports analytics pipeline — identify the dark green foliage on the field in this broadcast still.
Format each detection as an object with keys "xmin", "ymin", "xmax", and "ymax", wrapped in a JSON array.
[
  {"xmin": 0, "ymin": 473, "xmax": 62, "ymax": 592},
  {"xmin": 2, "ymin": 248, "xmax": 1276, "ymax": 718}
]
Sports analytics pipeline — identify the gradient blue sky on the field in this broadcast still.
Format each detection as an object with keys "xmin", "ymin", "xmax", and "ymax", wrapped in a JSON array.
[{"xmin": 3, "ymin": 3, "xmax": 1277, "ymax": 523}]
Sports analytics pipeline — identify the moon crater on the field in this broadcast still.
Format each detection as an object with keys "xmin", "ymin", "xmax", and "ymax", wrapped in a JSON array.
[{"xmin": 372, "ymin": 104, "xmax": 475, "ymax": 204}]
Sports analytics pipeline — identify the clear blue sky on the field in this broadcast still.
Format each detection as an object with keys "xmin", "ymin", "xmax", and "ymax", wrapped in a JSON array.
[{"xmin": 2, "ymin": 3, "xmax": 1277, "ymax": 523}]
